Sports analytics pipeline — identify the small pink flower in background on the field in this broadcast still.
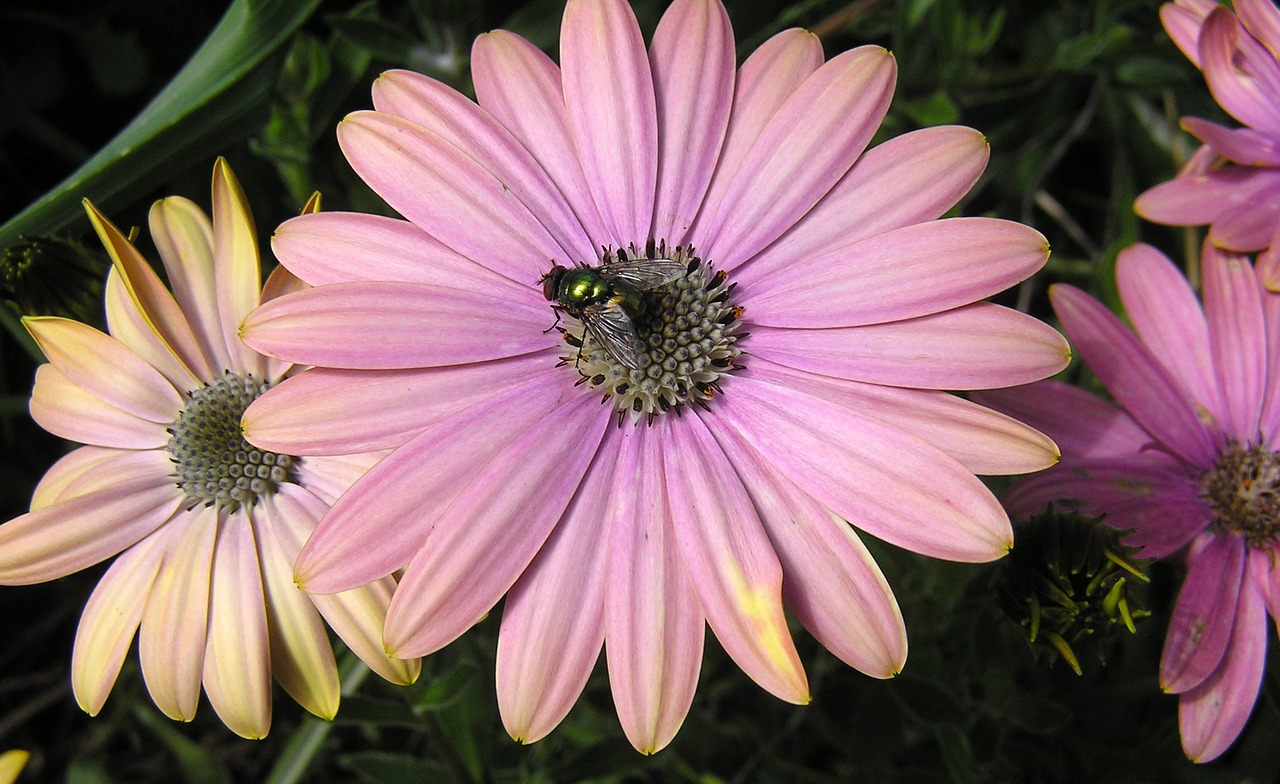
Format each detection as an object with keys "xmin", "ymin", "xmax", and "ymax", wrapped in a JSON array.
[
  {"xmin": 0, "ymin": 160, "xmax": 418, "ymax": 739},
  {"xmin": 976, "ymin": 241, "xmax": 1280, "ymax": 762},
  {"xmin": 1137, "ymin": 0, "xmax": 1280, "ymax": 254},
  {"xmin": 240, "ymin": 0, "xmax": 1069, "ymax": 753}
]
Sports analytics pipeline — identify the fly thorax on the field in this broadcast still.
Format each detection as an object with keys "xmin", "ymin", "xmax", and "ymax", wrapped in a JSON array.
[
  {"xmin": 167, "ymin": 372, "xmax": 299, "ymax": 513},
  {"xmin": 1201, "ymin": 441, "xmax": 1280, "ymax": 547},
  {"xmin": 558, "ymin": 241, "xmax": 744, "ymax": 426}
]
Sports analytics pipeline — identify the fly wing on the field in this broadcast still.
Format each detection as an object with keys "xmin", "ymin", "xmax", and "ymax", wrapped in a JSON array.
[
  {"xmin": 595, "ymin": 257, "xmax": 687, "ymax": 291},
  {"xmin": 581, "ymin": 299, "xmax": 647, "ymax": 369}
]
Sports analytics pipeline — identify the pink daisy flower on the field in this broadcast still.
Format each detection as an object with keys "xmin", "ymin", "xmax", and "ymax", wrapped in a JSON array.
[
  {"xmin": 240, "ymin": 0, "xmax": 1069, "ymax": 752},
  {"xmin": 0, "ymin": 160, "xmax": 419, "ymax": 739},
  {"xmin": 976, "ymin": 241, "xmax": 1280, "ymax": 762},
  {"xmin": 1136, "ymin": 0, "xmax": 1280, "ymax": 254}
]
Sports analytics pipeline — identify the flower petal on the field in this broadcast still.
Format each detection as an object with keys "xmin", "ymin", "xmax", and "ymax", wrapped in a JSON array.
[
  {"xmin": 384, "ymin": 392, "xmax": 610, "ymax": 658},
  {"xmin": 471, "ymin": 30, "xmax": 611, "ymax": 249},
  {"xmin": 704, "ymin": 46, "xmax": 896, "ymax": 267},
  {"xmin": 497, "ymin": 427, "xmax": 619, "ymax": 744},
  {"xmin": 31, "ymin": 446, "xmax": 119, "ymax": 511},
  {"xmin": 1115, "ymin": 243, "xmax": 1226, "ymax": 428},
  {"xmin": 203, "ymin": 516, "xmax": 272, "ymax": 739},
  {"xmin": 71, "ymin": 527, "xmax": 167, "ymax": 715},
  {"xmin": 150, "ymin": 194, "xmax": 232, "ymax": 370},
  {"xmin": 718, "ymin": 427, "xmax": 906, "ymax": 677},
  {"xmin": 972, "ymin": 381, "xmax": 1156, "ymax": 460},
  {"xmin": 1161, "ymin": 533, "xmax": 1246, "ymax": 694},
  {"xmin": 25, "ymin": 317, "xmax": 183, "ymax": 424},
  {"xmin": 748, "ymin": 302, "xmax": 1070, "ymax": 390},
  {"xmin": 0, "ymin": 451, "xmax": 182, "ymax": 584},
  {"xmin": 30, "ymin": 364, "xmax": 170, "ymax": 449},
  {"xmin": 1201, "ymin": 7, "xmax": 1280, "ymax": 135},
  {"xmin": 337, "ymin": 111, "xmax": 564, "ymax": 282},
  {"xmin": 665, "ymin": 413, "xmax": 808, "ymax": 703},
  {"xmin": 738, "ymin": 126, "xmax": 990, "ymax": 283},
  {"xmin": 211, "ymin": 159, "xmax": 267, "ymax": 377},
  {"xmin": 999, "ymin": 460, "xmax": 1209, "ymax": 559},
  {"xmin": 741, "ymin": 218, "xmax": 1048, "ymax": 327},
  {"xmin": 605, "ymin": 424, "xmax": 703, "ymax": 754},
  {"xmin": 561, "ymin": 0, "xmax": 657, "ymax": 245},
  {"xmin": 240, "ymin": 281, "xmax": 554, "ymax": 369},
  {"xmin": 691, "ymin": 28, "xmax": 824, "ymax": 243},
  {"xmin": 748, "ymin": 358, "xmax": 1059, "ymax": 476},
  {"xmin": 719, "ymin": 373, "xmax": 1013, "ymax": 562},
  {"xmin": 1183, "ymin": 116, "xmax": 1280, "ymax": 167},
  {"xmin": 372, "ymin": 70, "xmax": 596, "ymax": 262},
  {"xmin": 245, "ymin": 353, "xmax": 554, "ymax": 455},
  {"xmin": 253, "ymin": 503, "xmax": 341, "ymax": 720},
  {"xmin": 265, "ymin": 485, "xmax": 418, "ymax": 685},
  {"xmin": 104, "ymin": 267, "xmax": 202, "ymax": 392},
  {"xmin": 1209, "ymin": 184, "xmax": 1280, "ymax": 252},
  {"xmin": 650, "ymin": 0, "xmax": 734, "ymax": 241},
  {"xmin": 138, "ymin": 507, "xmax": 215, "ymax": 722},
  {"xmin": 294, "ymin": 367, "xmax": 570, "ymax": 593},
  {"xmin": 1161, "ymin": 1, "xmax": 1213, "ymax": 67},
  {"xmin": 1202, "ymin": 245, "xmax": 1268, "ymax": 440},
  {"xmin": 1178, "ymin": 560, "xmax": 1268, "ymax": 762},
  {"xmin": 272, "ymin": 212, "xmax": 527, "ymax": 298},
  {"xmin": 1052, "ymin": 284, "xmax": 1220, "ymax": 467}
]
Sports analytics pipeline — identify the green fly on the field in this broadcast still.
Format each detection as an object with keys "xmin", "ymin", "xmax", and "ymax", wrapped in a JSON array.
[{"xmin": 541, "ymin": 255, "xmax": 688, "ymax": 369}]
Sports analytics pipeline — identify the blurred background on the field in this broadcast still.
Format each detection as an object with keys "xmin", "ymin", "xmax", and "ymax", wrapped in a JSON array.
[{"xmin": 1, "ymin": 0, "xmax": 1275, "ymax": 781}]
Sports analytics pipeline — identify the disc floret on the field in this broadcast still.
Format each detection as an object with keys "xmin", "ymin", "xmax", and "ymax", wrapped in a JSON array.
[
  {"xmin": 1202, "ymin": 441, "xmax": 1280, "ymax": 547},
  {"xmin": 553, "ymin": 240, "xmax": 745, "ymax": 425},
  {"xmin": 168, "ymin": 372, "xmax": 299, "ymax": 512}
]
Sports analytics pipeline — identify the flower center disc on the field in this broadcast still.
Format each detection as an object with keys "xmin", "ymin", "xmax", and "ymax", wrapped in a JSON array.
[
  {"xmin": 1202, "ymin": 442, "xmax": 1280, "ymax": 546},
  {"xmin": 554, "ymin": 241, "xmax": 744, "ymax": 425},
  {"xmin": 167, "ymin": 373, "xmax": 299, "ymax": 512}
]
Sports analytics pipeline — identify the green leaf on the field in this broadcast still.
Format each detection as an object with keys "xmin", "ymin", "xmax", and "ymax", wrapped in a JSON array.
[
  {"xmin": 134, "ymin": 706, "xmax": 232, "ymax": 784},
  {"xmin": 0, "ymin": 0, "xmax": 322, "ymax": 252}
]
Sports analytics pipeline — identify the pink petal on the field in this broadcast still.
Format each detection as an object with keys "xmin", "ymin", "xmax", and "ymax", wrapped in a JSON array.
[
  {"xmin": 497, "ymin": 427, "xmax": 619, "ymax": 743},
  {"xmin": 211, "ymin": 159, "xmax": 267, "ymax": 378},
  {"xmin": 703, "ymin": 46, "xmax": 896, "ymax": 267},
  {"xmin": 244, "ymin": 352, "xmax": 554, "ymax": 455},
  {"xmin": 1202, "ymin": 245, "xmax": 1268, "ymax": 440},
  {"xmin": 288, "ymin": 452, "xmax": 380, "ymax": 508},
  {"xmin": 748, "ymin": 302, "xmax": 1070, "ymax": 390},
  {"xmin": 650, "ymin": 0, "xmax": 734, "ymax": 241},
  {"xmin": 29, "ymin": 364, "xmax": 170, "ymax": 450},
  {"xmin": 1209, "ymin": 184, "xmax": 1280, "ymax": 252},
  {"xmin": 664, "ymin": 413, "xmax": 808, "ymax": 703},
  {"xmin": 25, "ymin": 317, "xmax": 183, "ymax": 424},
  {"xmin": 1201, "ymin": 8, "xmax": 1280, "ymax": 134},
  {"xmin": 264, "ymin": 485, "xmax": 418, "ymax": 686},
  {"xmin": 294, "ymin": 367, "xmax": 568, "ymax": 593},
  {"xmin": 203, "ymin": 516, "xmax": 272, "ymax": 739},
  {"xmin": 1182, "ymin": 116, "xmax": 1280, "ymax": 166},
  {"xmin": 1179, "ymin": 560, "xmax": 1268, "ymax": 762},
  {"xmin": 973, "ymin": 380, "xmax": 1156, "ymax": 460},
  {"xmin": 721, "ymin": 431, "xmax": 906, "ymax": 677},
  {"xmin": 690, "ymin": 28, "xmax": 824, "ymax": 243},
  {"xmin": 1136, "ymin": 166, "xmax": 1280, "ymax": 242},
  {"xmin": 272, "ymin": 212, "xmax": 528, "ymax": 297},
  {"xmin": 253, "ymin": 503, "xmax": 341, "ymax": 720},
  {"xmin": 751, "ymin": 357, "xmax": 1059, "ymax": 476},
  {"xmin": 31, "ymin": 446, "xmax": 119, "ymax": 511},
  {"xmin": 471, "ymin": 30, "xmax": 611, "ymax": 250},
  {"xmin": 1259, "ymin": 269, "xmax": 1280, "ymax": 443},
  {"xmin": 85, "ymin": 201, "xmax": 213, "ymax": 383},
  {"xmin": 383, "ymin": 392, "xmax": 610, "ymax": 658},
  {"xmin": 0, "ymin": 451, "xmax": 182, "ymax": 584},
  {"xmin": 1161, "ymin": 533, "xmax": 1246, "ymax": 694},
  {"xmin": 104, "ymin": 268, "xmax": 201, "ymax": 393},
  {"xmin": 737, "ymin": 125, "xmax": 989, "ymax": 282},
  {"xmin": 1239, "ymin": 0, "xmax": 1280, "ymax": 59},
  {"xmin": 1052, "ymin": 284, "xmax": 1220, "ymax": 467},
  {"xmin": 741, "ymin": 218, "xmax": 1048, "ymax": 327},
  {"xmin": 337, "ymin": 111, "xmax": 566, "ymax": 282},
  {"xmin": 372, "ymin": 70, "xmax": 596, "ymax": 263},
  {"xmin": 605, "ymin": 424, "xmax": 703, "ymax": 754},
  {"xmin": 560, "ymin": 0, "xmax": 657, "ymax": 245},
  {"xmin": 150, "ymin": 195, "xmax": 232, "ymax": 371},
  {"xmin": 1115, "ymin": 243, "xmax": 1226, "ymax": 428},
  {"xmin": 999, "ymin": 460, "xmax": 1209, "ymax": 559},
  {"xmin": 240, "ymin": 281, "xmax": 554, "ymax": 369},
  {"xmin": 71, "ymin": 526, "xmax": 167, "ymax": 715},
  {"xmin": 718, "ymin": 373, "xmax": 1013, "ymax": 562},
  {"xmin": 138, "ymin": 507, "xmax": 214, "ymax": 722},
  {"xmin": 1161, "ymin": 1, "xmax": 1212, "ymax": 67}
]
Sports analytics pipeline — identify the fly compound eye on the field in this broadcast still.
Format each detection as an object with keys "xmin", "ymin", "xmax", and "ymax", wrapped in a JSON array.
[{"xmin": 541, "ymin": 266, "xmax": 565, "ymax": 302}]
